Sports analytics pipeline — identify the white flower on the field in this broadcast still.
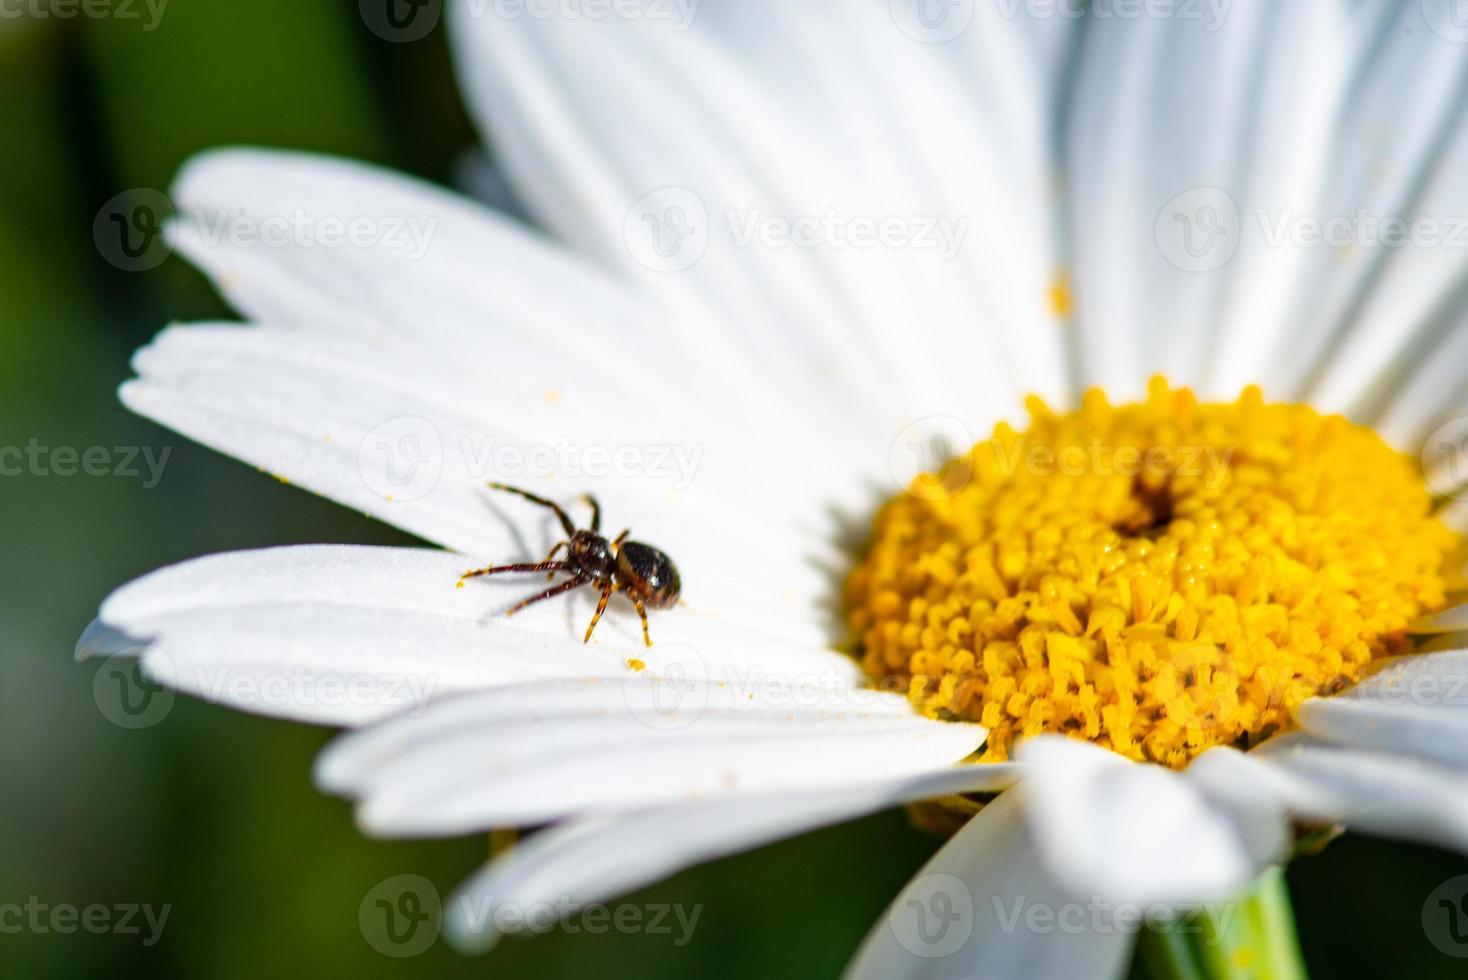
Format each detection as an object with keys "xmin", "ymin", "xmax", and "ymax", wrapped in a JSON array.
[{"xmin": 79, "ymin": 2, "xmax": 1468, "ymax": 977}]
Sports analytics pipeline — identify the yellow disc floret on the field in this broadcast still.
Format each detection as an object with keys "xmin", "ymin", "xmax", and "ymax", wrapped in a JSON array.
[{"xmin": 845, "ymin": 379, "xmax": 1457, "ymax": 769}]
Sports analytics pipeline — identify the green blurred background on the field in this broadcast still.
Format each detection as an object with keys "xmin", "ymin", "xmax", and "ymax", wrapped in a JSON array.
[{"xmin": 1, "ymin": 3, "xmax": 1465, "ymax": 977}]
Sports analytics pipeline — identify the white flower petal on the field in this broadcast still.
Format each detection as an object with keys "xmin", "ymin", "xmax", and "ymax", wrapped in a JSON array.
[
  {"xmin": 845, "ymin": 789, "xmax": 1133, "ymax": 980},
  {"xmin": 1296, "ymin": 648, "xmax": 1468, "ymax": 769},
  {"xmin": 1294, "ymin": 3, "xmax": 1468, "ymax": 415},
  {"xmin": 444, "ymin": 763, "xmax": 1023, "ymax": 954},
  {"xmin": 1017, "ymin": 736, "xmax": 1268, "ymax": 906},
  {"xmin": 73, "ymin": 618, "xmax": 141, "ymax": 661},
  {"xmin": 123, "ymin": 325, "xmax": 840, "ymax": 638},
  {"xmin": 1204, "ymin": 0, "xmax": 1354, "ymax": 398},
  {"xmin": 1374, "ymin": 336, "xmax": 1468, "ymax": 450},
  {"xmin": 1410, "ymin": 603, "xmax": 1468, "ymax": 634},
  {"xmin": 448, "ymin": 0, "xmax": 1061, "ymax": 428},
  {"xmin": 1183, "ymin": 745, "xmax": 1338, "ymax": 837},
  {"xmin": 1251, "ymin": 734, "xmax": 1468, "ymax": 855},
  {"xmin": 1070, "ymin": 2, "xmax": 1345, "ymax": 400},
  {"xmin": 97, "ymin": 545, "xmax": 864, "ymax": 725},
  {"xmin": 168, "ymin": 147, "xmax": 868, "ymax": 486},
  {"xmin": 316, "ymin": 679, "xmax": 984, "ymax": 834}
]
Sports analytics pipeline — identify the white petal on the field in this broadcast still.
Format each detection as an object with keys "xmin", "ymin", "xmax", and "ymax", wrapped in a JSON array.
[
  {"xmin": 449, "ymin": 0, "xmax": 1063, "ymax": 429},
  {"xmin": 73, "ymin": 618, "xmax": 142, "ymax": 661},
  {"xmin": 1373, "ymin": 333, "xmax": 1468, "ymax": 450},
  {"xmin": 168, "ymin": 148, "xmax": 867, "ymax": 492},
  {"xmin": 1296, "ymin": 648, "xmax": 1468, "ymax": 769},
  {"xmin": 1017, "ymin": 737, "xmax": 1269, "ymax": 906},
  {"xmin": 1251, "ymin": 734, "xmax": 1468, "ymax": 855},
  {"xmin": 98, "ymin": 545, "xmax": 863, "ymax": 725},
  {"xmin": 123, "ymin": 324, "xmax": 838, "ymax": 639},
  {"xmin": 1069, "ymin": 2, "xmax": 1345, "ymax": 399},
  {"xmin": 445, "ymin": 763, "xmax": 1023, "ymax": 954},
  {"xmin": 1204, "ymin": 0, "xmax": 1353, "ymax": 398},
  {"xmin": 845, "ymin": 789, "xmax": 1133, "ymax": 980},
  {"xmin": 316, "ymin": 679, "xmax": 984, "ymax": 834},
  {"xmin": 1411, "ymin": 603, "xmax": 1468, "ymax": 633},
  {"xmin": 1294, "ymin": 3, "xmax": 1468, "ymax": 415}
]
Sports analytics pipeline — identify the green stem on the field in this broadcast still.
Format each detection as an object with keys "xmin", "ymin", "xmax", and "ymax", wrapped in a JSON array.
[{"xmin": 1136, "ymin": 866, "xmax": 1309, "ymax": 980}]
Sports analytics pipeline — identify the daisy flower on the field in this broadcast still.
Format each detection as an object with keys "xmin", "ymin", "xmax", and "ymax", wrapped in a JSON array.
[{"xmin": 80, "ymin": 1, "xmax": 1468, "ymax": 977}]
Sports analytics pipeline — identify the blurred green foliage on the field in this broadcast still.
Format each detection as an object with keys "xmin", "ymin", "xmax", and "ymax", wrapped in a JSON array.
[{"xmin": 0, "ymin": 4, "xmax": 1465, "ymax": 978}]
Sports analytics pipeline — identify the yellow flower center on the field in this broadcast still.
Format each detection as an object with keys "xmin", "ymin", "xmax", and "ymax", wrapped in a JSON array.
[{"xmin": 845, "ymin": 379, "xmax": 1457, "ymax": 769}]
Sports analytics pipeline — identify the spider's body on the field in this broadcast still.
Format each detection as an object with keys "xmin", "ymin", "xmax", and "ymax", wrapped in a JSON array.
[{"xmin": 459, "ymin": 483, "xmax": 681, "ymax": 647}]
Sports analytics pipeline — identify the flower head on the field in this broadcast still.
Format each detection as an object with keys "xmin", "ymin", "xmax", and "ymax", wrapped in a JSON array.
[{"xmin": 81, "ymin": 2, "xmax": 1468, "ymax": 976}]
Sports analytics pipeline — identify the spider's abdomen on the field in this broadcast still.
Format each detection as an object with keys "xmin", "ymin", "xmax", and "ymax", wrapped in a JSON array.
[{"xmin": 616, "ymin": 542, "xmax": 681, "ymax": 608}]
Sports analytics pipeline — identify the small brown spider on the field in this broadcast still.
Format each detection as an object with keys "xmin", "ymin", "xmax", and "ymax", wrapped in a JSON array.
[{"xmin": 459, "ymin": 482, "xmax": 681, "ymax": 647}]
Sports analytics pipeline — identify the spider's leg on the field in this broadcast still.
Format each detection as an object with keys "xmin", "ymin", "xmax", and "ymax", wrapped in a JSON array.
[
  {"xmin": 542, "ymin": 540, "xmax": 567, "ymax": 579},
  {"xmin": 506, "ymin": 576, "xmax": 587, "ymax": 616},
  {"xmin": 611, "ymin": 529, "xmax": 629, "ymax": 553},
  {"xmin": 486, "ymin": 482, "xmax": 577, "ymax": 536},
  {"xmin": 459, "ymin": 560, "xmax": 570, "ymax": 583},
  {"xmin": 581, "ymin": 494, "xmax": 601, "ymax": 533},
  {"xmin": 583, "ymin": 581, "xmax": 614, "ymax": 643},
  {"xmin": 632, "ymin": 598, "xmax": 652, "ymax": 648}
]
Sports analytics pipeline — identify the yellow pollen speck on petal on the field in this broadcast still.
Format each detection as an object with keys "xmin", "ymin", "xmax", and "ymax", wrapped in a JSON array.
[
  {"xmin": 1048, "ymin": 272, "xmax": 1073, "ymax": 319},
  {"xmin": 626, "ymin": 657, "xmax": 646, "ymax": 672},
  {"xmin": 546, "ymin": 387, "xmax": 563, "ymax": 405},
  {"xmin": 844, "ymin": 380, "xmax": 1457, "ymax": 769}
]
